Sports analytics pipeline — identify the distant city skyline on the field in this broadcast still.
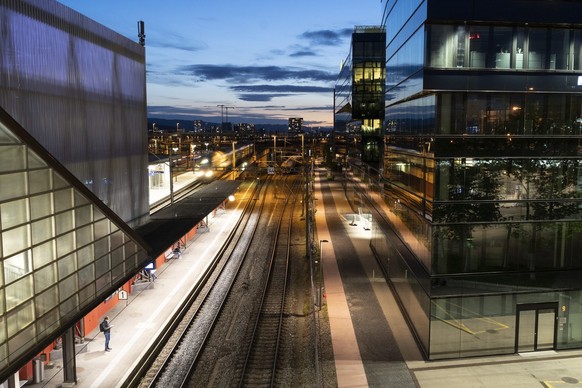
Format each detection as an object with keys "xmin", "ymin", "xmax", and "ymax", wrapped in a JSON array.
[{"xmin": 57, "ymin": 0, "xmax": 382, "ymax": 127}]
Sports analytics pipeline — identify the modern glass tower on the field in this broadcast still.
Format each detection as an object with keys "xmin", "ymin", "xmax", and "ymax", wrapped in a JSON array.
[
  {"xmin": 373, "ymin": 0, "xmax": 582, "ymax": 359},
  {"xmin": 334, "ymin": 26, "xmax": 386, "ymax": 168}
]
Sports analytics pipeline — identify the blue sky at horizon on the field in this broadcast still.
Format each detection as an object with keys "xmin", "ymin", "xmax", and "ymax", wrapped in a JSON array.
[{"xmin": 57, "ymin": 0, "xmax": 382, "ymax": 127}]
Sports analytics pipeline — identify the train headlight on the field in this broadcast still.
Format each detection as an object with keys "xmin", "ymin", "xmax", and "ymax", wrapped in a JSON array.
[{"xmin": 204, "ymin": 170, "xmax": 214, "ymax": 178}]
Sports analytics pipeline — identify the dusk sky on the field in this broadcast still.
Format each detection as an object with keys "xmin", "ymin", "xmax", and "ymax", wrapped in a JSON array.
[{"xmin": 58, "ymin": 0, "xmax": 382, "ymax": 127}]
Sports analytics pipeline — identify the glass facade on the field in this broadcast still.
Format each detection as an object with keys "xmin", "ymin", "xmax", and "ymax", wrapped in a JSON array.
[
  {"xmin": 334, "ymin": 27, "xmax": 386, "ymax": 167},
  {"xmin": 428, "ymin": 24, "xmax": 582, "ymax": 71},
  {"xmin": 334, "ymin": 56, "xmax": 352, "ymax": 133},
  {"xmin": 0, "ymin": 0, "xmax": 150, "ymax": 376},
  {"xmin": 0, "ymin": 0, "xmax": 149, "ymax": 227},
  {"xmin": 377, "ymin": 0, "xmax": 582, "ymax": 359},
  {"xmin": 0, "ymin": 117, "xmax": 147, "ymax": 371}
]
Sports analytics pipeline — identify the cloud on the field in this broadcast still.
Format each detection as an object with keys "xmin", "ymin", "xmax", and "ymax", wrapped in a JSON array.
[
  {"xmin": 147, "ymin": 105, "xmax": 291, "ymax": 125},
  {"xmin": 180, "ymin": 64, "xmax": 336, "ymax": 83},
  {"xmin": 148, "ymin": 105, "xmax": 210, "ymax": 117},
  {"xmin": 148, "ymin": 30, "xmax": 207, "ymax": 52},
  {"xmin": 230, "ymin": 84, "xmax": 332, "ymax": 94},
  {"xmin": 299, "ymin": 28, "xmax": 352, "ymax": 46},
  {"xmin": 289, "ymin": 49, "xmax": 317, "ymax": 57},
  {"xmin": 230, "ymin": 84, "xmax": 333, "ymax": 102},
  {"xmin": 238, "ymin": 94, "xmax": 293, "ymax": 102},
  {"xmin": 151, "ymin": 41, "xmax": 206, "ymax": 52}
]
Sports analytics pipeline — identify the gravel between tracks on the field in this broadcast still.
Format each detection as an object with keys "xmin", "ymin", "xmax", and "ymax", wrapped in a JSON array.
[{"xmin": 187, "ymin": 177, "xmax": 337, "ymax": 387}]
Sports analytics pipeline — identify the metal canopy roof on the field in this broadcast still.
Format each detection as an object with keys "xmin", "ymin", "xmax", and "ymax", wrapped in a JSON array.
[{"xmin": 134, "ymin": 180, "xmax": 241, "ymax": 259}]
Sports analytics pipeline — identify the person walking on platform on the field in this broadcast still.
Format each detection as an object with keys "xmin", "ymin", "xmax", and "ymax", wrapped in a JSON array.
[{"xmin": 100, "ymin": 316, "xmax": 113, "ymax": 351}]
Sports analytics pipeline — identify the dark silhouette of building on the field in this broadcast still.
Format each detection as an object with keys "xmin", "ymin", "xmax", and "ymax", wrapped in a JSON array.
[{"xmin": 288, "ymin": 117, "xmax": 303, "ymax": 136}]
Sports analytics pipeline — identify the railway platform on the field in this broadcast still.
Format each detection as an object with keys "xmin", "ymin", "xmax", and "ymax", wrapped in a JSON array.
[
  {"xmin": 314, "ymin": 165, "xmax": 582, "ymax": 388},
  {"xmin": 27, "ymin": 198, "xmax": 244, "ymax": 388}
]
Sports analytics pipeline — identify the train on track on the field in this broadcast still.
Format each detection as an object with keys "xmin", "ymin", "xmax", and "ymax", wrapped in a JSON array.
[{"xmin": 193, "ymin": 144, "xmax": 253, "ymax": 180}]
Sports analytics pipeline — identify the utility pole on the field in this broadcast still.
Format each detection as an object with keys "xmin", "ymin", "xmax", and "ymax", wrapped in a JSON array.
[
  {"xmin": 217, "ymin": 105, "xmax": 235, "ymax": 132},
  {"xmin": 217, "ymin": 104, "xmax": 225, "ymax": 132},
  {"xmin": 224, "ymin": 106, "xmax": 235, "ymax": 123},
  {"xmin": 224, "ymin": 106, "xmax": 235, "ymax": 132}
]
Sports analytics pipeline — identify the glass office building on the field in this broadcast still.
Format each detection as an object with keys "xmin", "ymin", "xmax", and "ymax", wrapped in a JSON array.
[
  {"xmin": 374, "ymin": 0, "xmax": 582, "ymax": 359},
  {"xmin": 334, "ymin": 26, "xmax": 386, "ymax": 166},
  {"xmin": 0, "ymin": 0, "xmax": 149, "ymax": 377}
]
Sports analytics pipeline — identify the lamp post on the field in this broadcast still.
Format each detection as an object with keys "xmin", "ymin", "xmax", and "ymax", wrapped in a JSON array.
[
  {"xmin": 232, "ymin": 141, "xmax": 237, "ymax": 180},
  {"xmin": 190, "ymin": 144, "xmax": 197, "ymax": 173},
  {"xmin": 316, "ymin": 239, "xmax": 328, "ymax": 308},
  {"xmin": 169, "ymin": 145, "xmax": 179, "ymax": 204},
  {"xmin": 300, "ymin": 134, "xmax": 305, "ymax": 163},
  {"xmin": 273, "ymin": 135, "xmax": 277, "ymax": 164}
]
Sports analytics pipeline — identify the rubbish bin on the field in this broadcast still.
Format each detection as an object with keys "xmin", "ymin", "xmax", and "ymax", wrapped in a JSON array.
[{"xmin": 33, "ymin": 359, "xmax": 44, "ymax": 383}]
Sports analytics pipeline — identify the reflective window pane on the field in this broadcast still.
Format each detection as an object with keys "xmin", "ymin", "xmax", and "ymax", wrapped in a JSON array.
[
  {"xmin": 76, "ymin": 225, "xmax": 93, "ymax": 248},
  {"xmin": 76, "ymin": 244, "xmax": 94, "ymax": 268},
  {"xmin": 492, "ymin": 27, "xmax": 512, "ymax": 69},
  {"xmin": 56, "ymin": 231, "xmax": 74, "ymax": 258},
  {"xmin": 31, "ymin": 217, "xmax": 55, "ymax": 246},
  {"xmin": 4, "ymin": 251, "xmax": 32, "ymax": 284},
  {"xmin": 0, "ymin": 145, "xmax": 26, "ymax": 173},
  {"xmin": 34, "ymin": 264, "xmax": 57, "ymax": 294},
  {"xmin": 550, "ymin": 29, "xmax": 569, "ymax": 70},
  {"xmin": 469, "ymin": 26, "xmax": 489, "ymax": 68},
  {"xmin": 57, "ymin": 253, "xmax": 76, "ymax": 279},
  {"xmin": 77, "ymin": 264, "xmax": 94, "ymax": 289},
  {"xmin": 29, "ymin": 193, "xmax": 53, "ymax": 220},
  {"xmin": 1, "ymin": 198, "xmax": 29, "ymax": 229},
  {"xmin": 35, "ymin": 308, "xmax": 59, "ymax": 339},
  {"xmin": 5, "ymin": 276, "xmax": 33, "ymax": 311},
  {"xmin": 2, "ymin": 225, "xmax": 30, "ymax": 257},
  {"xmin": 32, "ymin": 241, "xmax": 55, "ymax": 269},
  {"xmin": 35, "ymin": 287, "xmax": 58, "ymax": 317},
  {"xmin": 529, "ymin": 28, "xmax": 547, "ymax": 69},
  {"xmin": 0, "ymin": 172, "xmax": 27, "ymax": 202},
  {"xmin": 28, "ymin": 169, "xmax": 52, "ymax": 195},
  {"xmin": 59, "ymin": 275, "xmax": 77, "ymax": 302},
  {"xmin": 55, "ymin": 210, "xmax": 74, "ymax": 236},
  {"xmin": 74, "ymin": 205, "xmax": 92, "ymax": 228},
  {"xmin": 54, "ymin": 188, "xmax": 73, "ymax": 213}
]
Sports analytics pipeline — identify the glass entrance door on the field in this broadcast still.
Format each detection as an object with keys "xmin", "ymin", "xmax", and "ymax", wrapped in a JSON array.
[{"xmin": 515, "ymin": 302, "xmax": 558, "ymax": 353}]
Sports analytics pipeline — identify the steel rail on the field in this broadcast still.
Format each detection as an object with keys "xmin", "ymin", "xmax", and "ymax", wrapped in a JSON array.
[
  {"xmin": 146, "ymin": 176, "xmax": 271, "ymax": 387},
  {"xmin": 169, "ymin": 176, "xmax": 273, "ymax": 387},
  {"xmin": 122, "ymin": 178, "xmax": 262, "ymax": 388},
  {"xmin": 237, "ymin": 175, "xmax": 299, "ymax": 387}
]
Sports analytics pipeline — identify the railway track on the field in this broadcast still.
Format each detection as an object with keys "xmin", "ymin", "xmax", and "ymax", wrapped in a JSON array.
[
  {"xmin": 123, "ymin": 176, "xmax": 268, "ymax": 388},
  {"xmin": 236, "ymin": 175, "xmax": 299, "ymax": 387},
  {"xmin": 185, "ymin": 174, "xmax": 300, "ymax": 387},
  {"xmin": 124, "ymin": 173, "xmax": 304, "ymax": 388}
]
